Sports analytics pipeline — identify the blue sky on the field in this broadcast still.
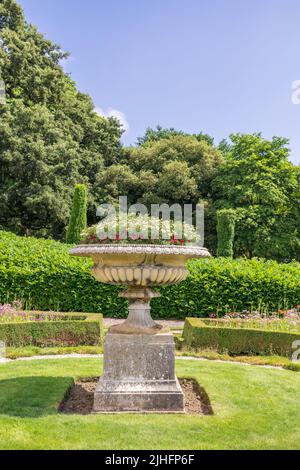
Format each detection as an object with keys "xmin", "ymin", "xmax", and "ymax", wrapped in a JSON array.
[{"xmin": 19, "ymin": 0, "xmax": 300, "ymax": 163}]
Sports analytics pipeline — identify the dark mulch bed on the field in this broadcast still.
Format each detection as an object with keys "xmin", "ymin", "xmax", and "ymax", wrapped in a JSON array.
[{"xmin": 59, "ymin": 378, "xmax": 213, "ymax": 415}]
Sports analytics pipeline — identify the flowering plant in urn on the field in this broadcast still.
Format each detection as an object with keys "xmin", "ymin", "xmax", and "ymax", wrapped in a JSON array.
[{"xmin": 72, "ymin": 214, "xmax": 208, "ymax": 334}]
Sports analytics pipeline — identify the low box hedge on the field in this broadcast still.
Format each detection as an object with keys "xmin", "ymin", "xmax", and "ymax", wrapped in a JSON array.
[
  {"xmin": 0, "ymin": 313, "xmax": 103, "ymax": 347},
  {"xmin": 183, "ymin": 318, "xmax": 300, "ymax": 358},
  {"xmin": 1, "ymin": 231, "xmax": 300, "ymax": 318}
]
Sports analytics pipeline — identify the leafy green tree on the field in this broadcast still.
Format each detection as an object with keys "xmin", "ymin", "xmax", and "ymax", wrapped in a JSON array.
[
  {"xmin": 217, "ymin": 209, "xmax": 236, "ymax": 257},
  {"xmin": 137, "ymin": 125, "xmax": 214, "ymax": 146},
  {"xmin": 213, "ymin": 133, "xmax": 300, "ymax": 260},
  {"xmin": 98, "ymin": 135, "xmax": 222, "ymax": 206},
  {"xmin": 95, "ymin": 164, "xmax": 140, "ymax": 206},
  {"xmin": 0, "ymin": 0, "xmax": 122, "ymax": 238},
  {"xmin": 0, "ymin": 101, "xmax": 80, "ymax": 238},
  {"xmin": 129, "ymin": 135, "xmax": 221, "ymax": 201},
  {"xmin": 96, "ymin": 135, "xmax": 223, "ymax": 252},
  {"xmin": 66, "ymin": 185, "xmax": 87, "ymax": 244}
]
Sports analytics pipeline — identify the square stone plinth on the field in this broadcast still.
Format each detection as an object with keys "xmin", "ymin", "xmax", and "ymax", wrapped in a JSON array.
[{"xmin": 93, "ymin": 332, "xmax": 184, "ymax": 413}]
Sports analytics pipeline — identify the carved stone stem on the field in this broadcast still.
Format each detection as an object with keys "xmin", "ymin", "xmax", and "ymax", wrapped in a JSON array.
[{"xmin": 109, "ymin": 287, "xmax": 167, "ymax": 335}]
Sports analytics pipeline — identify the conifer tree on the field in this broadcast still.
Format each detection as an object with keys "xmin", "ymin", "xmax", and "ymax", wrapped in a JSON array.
[
  {"xmin": 66, "ymin": 185, "xmax": 87, "ymax": 244},
  {"xmin": 217, "ymin": 209, "xmax": 236, "ymax": 258}
]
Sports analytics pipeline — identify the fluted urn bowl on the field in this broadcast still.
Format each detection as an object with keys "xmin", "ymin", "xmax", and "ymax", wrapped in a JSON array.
[
  {"xmin": 70, "ymin": 244, "xmax": 210, "ymax": 286},
  {"xmin": 70, "ymin": 244, "xmax": 211, "ymax": 334}
]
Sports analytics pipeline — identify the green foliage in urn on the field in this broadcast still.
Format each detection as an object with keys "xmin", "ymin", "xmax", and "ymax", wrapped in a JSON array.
[
  {"xmin": 66, "ymin": 185, "xmax": 87, "ymax": 244},
  {"xmin": 217, "ymin": 209, "xmax": 236, "ymax": 258}
]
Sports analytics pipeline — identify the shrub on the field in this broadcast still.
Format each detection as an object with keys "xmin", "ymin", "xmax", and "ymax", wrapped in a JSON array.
[
  {"xmin": 66, "ymin": 184, "xmax": 87, "ymax": 244},
  {"xmin": 155, "ymin": 257, "xmax": 300, "ymax": 318},
  {"xmin": 183, "ymin": 318, "xmax": 300, "ymax": 357},
  {"xmin": 0, "ymin": 231, "xmax": 123, "ymax": 315},
  {"xmin": 1, "ymin": 231, "xmax": 300, "ymax": 318},
  {"xmin": 217, "ymin": 209, "xmax": 236, "ymax": 258},
  {"xmin": 0, "ymin": 312, "xmax": 103, "ymax": 347}
]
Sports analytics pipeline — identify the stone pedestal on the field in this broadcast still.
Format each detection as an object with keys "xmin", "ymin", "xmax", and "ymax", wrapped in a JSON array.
[
  {"xmin": 70, "ymin": 245, "xmax": 211, "ymax": 414},
  {"xmin": 93, "ymin": 332, "xmax": 184, "ymax": 413}
]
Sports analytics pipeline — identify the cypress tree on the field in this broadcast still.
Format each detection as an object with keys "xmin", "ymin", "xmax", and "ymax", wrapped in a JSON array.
[
  {"xmin": 66, "ymin": 185, "xmax": 87, "ymax": 244},
  {"xmin": 217, "ymin": 209, "xmax": 236, "ymax": 258}
]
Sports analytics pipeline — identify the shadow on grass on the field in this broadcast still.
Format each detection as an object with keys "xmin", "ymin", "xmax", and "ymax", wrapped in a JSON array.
[
  {"xmin": 0, "ymin": 375, "xmax": 214, "ymax": 418},
  {"xmin": 0, "ymin": 376, "xmax": 73, "ymax": 418}
]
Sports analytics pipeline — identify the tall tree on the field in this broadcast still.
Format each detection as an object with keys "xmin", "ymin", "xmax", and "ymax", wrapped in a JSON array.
[
  {"xmin": 0, "ymin": 0, "xmax": 122, "ymax": 238},
  {"xmin": 213, "ymin": 133, "xmax": 300, "ymax": 260}
]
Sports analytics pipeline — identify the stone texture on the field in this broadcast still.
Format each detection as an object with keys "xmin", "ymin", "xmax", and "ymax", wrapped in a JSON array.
[
  {"xmin": 93, "ymin": 332, "xmax": 184, "ymax": 413},
  {"xmin": 108, "ymin": 287, "xmax": 168, "ymax": 335},
  {"xmin": 70, "ymin": 244, "xmax": 211, "ymax": 288},
  {"xmin": 70, "ymin": 243, "xmax": 211, "ymax": 414}
]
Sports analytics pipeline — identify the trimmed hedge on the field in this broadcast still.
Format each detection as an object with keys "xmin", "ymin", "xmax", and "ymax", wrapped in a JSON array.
[
  {"xmin": 1, "ymin": 231, "xmax": 300, "ymax": 318},
  {"xmin": 183, "ymin": 318, "xmax": 300, "ymax": 357},
  {"xmin": 0, "ymin": 231, "xmax": 122, "ymax": 316},
  {"xmin": 156, "ymin": 257, "xmax": 300, "ymax": 318},
  {"xmin": 0, "ymin": 313, "xmax": 103, "ymax": 347}
]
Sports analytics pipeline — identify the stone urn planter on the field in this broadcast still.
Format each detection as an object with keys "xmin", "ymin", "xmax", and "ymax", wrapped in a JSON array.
[{"xmin": 70, "ymin": 244, "xmax": 211, "ymax": 413}]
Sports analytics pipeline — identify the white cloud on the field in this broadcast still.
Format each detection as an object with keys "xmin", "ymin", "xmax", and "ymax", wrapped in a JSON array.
[
  {"xmin": 95, "ymin": 107, "xmax": 130, "ymax": 133},
  {"xmin": 60, "ymin": 55, "xmax": 76, "ymax": 73}
]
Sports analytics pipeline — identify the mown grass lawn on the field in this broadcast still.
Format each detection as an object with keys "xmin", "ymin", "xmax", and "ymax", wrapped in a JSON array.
[{"xmin": 0, "ymin": 358, "xmax": 299, "ymax": 450}]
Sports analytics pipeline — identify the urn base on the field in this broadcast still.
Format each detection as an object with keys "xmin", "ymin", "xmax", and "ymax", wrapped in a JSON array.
[{"xmin": 93, "ymin": 332, "xmax": 184, "ymax": 413}]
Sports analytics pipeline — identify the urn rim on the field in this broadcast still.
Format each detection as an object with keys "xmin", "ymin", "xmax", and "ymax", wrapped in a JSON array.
[{"xmin": 69, "ymin": 244, "xmax": 211, "ymax": 258}]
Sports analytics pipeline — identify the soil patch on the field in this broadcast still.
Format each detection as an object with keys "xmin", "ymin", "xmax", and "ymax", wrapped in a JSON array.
[{"xmin": 59, "ymin": 377, "xmax": 213, "ymax": 416}]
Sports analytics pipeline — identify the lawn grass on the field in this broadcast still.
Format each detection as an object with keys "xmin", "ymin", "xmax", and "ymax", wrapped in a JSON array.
[
  {"xmin": 5, "ymin": 345, "xmax": 103, "ymax": 359},
  {"xmin": 0, "ymin": 358, "xmax": 299, "ymax": 450},
  {"xmin": 5, "ymin": 345, "xmax": 300, "ymax": 372},
  {"xmin": 176, "ymin": 348, "xmax": 300, "ymax": 371}
]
